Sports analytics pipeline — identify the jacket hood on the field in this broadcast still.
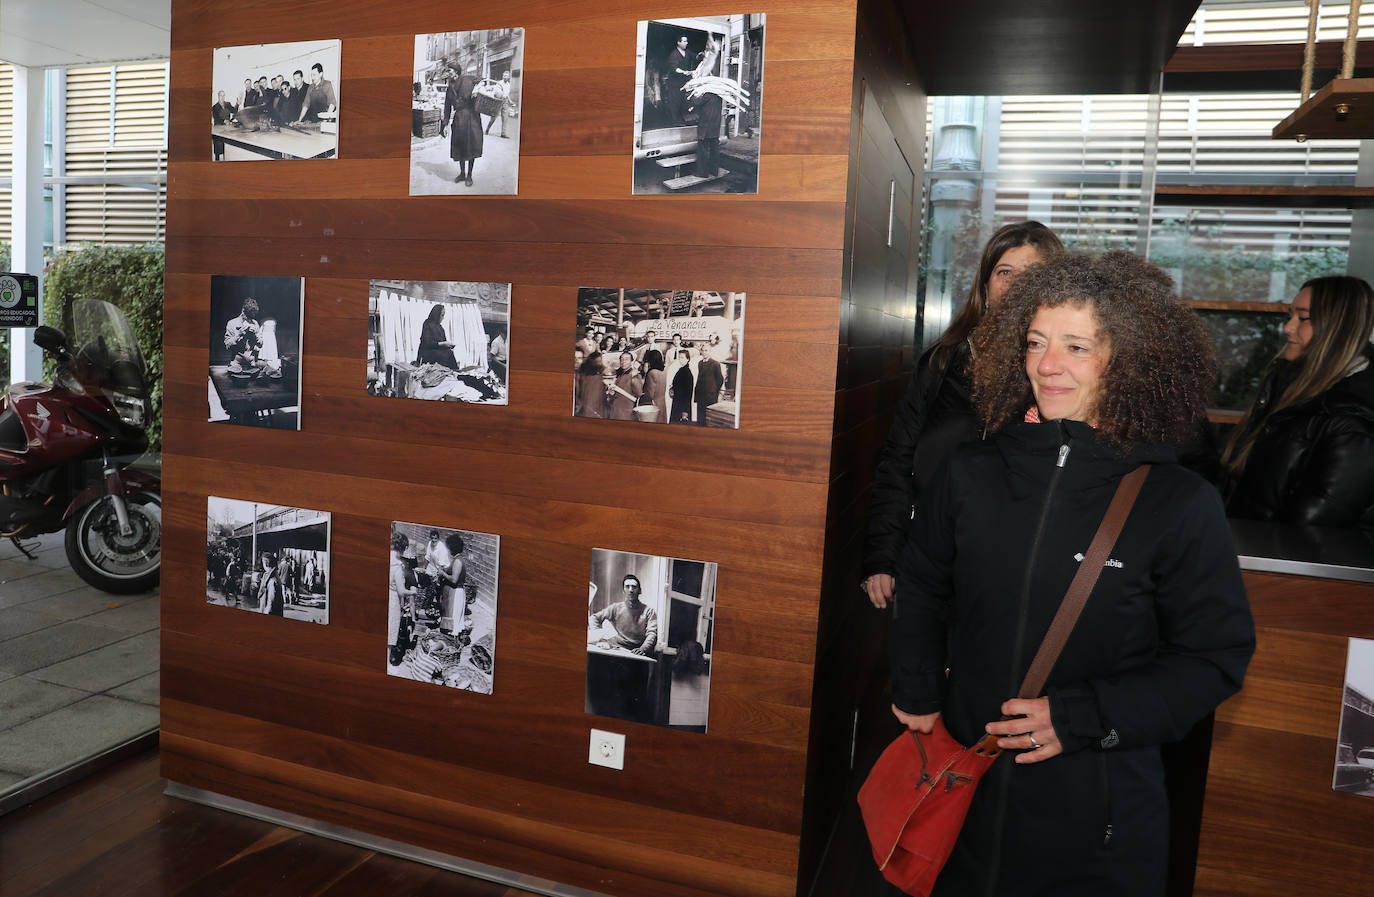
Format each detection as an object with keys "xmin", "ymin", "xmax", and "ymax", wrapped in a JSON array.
[{"xmin": 995, "ymin": 419, "xmax": 1175, "ymax": 499}]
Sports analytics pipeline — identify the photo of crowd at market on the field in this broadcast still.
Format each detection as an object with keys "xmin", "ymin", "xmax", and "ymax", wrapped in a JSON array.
[
  {"xmin": 206, "ymin": 497, "xmax": 331, "ymax": 625},
  {"xmin": 573, "ymin": 288, "xmax": 744, "ymax": 427},
  {"xmin": 366, "ymin": 280, "xmax": 509, "ymax": 405},
  {"xmin": 210, "ymin": 39, "xmax": 341, "ymax": 161},
  {"xmin": 387, "ymin": 522, "xmax": 500, "ymax": 695}
]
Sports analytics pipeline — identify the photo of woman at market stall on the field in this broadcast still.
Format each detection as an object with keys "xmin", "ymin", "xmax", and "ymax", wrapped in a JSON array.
[
  {"xmin": 410, "ymin": 29, "xmax": 524, "ymax": 195},
  {"xmin": 206, "ymin": 496, "xmax": 331, "ymax": 624},
  {"xmin": 573, "ymin": 288, "xmax": 744, "ymax": 427},
  {"xmin": 633, "ymin": 14, "xmax": 764, "ymax": 194},
  {"xmin": 586, "ymin": 548, "xmax": 716, "ymax": 732},
  {"xmin": 366, "ymin": 279, "xmax": 510, "ymax": 405},
  {"xmin": 387, "ymin": 521, "xmax": 501, "ymax": 695}
]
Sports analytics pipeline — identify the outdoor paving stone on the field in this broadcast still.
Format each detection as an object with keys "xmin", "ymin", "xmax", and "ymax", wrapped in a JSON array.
[
  {"xmin": 107, "ymin": 671, "xmax": 159, "ymax": 706},
  {"xmin": 0, "ymin": 606, "xmax": 63, "ymax": 643},
  {"xmin": 0, "ymin": 620, "xmax": 130, "ymax": 676},
  {"xmin": 30, "ymin": 631, "xmax": 158, "ymax": 693},
  {"xmin": 34, "ymin": 588, "xmax": 152, "ymax": 627},
  {"xmin": 0, "ymin": 569, "xmax": 89, "ymax": 609},
  {"xmin": 83, "ymin": 593, "xmax": 160, "ymax": 633},
  {"xmin": 0, "ymin": 557, "xmax": 60, "ymax": 581},
  {"xmin": 0, "ymin": 677, "xmax": 88, "ymax": 730},
  {"xmin": 0, "ymin": 770, "xmax": 24, "ymax": 790},
  {"xmin": 0, "ymin": 695, "xmax": 158, "ymax": 777}
]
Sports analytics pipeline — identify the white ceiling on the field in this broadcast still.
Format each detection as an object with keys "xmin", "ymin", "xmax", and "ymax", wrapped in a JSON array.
[{"xmin": 1, "ymin": 0, "xmax": 170, "ymax": 68}]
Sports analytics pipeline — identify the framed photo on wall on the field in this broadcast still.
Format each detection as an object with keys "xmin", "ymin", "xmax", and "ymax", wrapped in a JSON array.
[
  {"xmin": 206, "ymin": 496, "xmax": 331, "ymax": 624},
  {"xmin": 208, "ymin": 275, "xmax": 304, "ymax": 430},
  {"xmin": 1334, "ymin": 637, "xmax": 1374, "ymax": 796},
  {"xmin": 211, "ymin": 39, "xmax": 341, "ymax": 160}
]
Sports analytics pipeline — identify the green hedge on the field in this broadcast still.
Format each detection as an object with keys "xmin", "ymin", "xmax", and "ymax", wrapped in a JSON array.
[{"xmin": 43, "ymin": 244, "xmax": 164, "ymax": 450}]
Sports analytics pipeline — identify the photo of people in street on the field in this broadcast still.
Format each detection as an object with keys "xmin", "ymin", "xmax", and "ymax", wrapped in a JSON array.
[
  {"xmin": 1334, "ymin": 638, "xmax": 1374, "ymax": 796},
  {"xmin": 387, "ymin": 522, "xmax": 500, "ymax": 695},
  {"xmin": 633, "ymin": 14, "xmax": 764, "ymax": 194},
  {"xmin": 208, "ymin": 275, "xmax": 304, "ymax": 429},
  {"xmin": 411, "ymin": 29, "xmax": 524, "ymax": 195},
  {"xmin": 586, "ymin": 548, "xmax": 716, "ymax": 733},
  {"xmin": 206, "ymin": 497, "xmax": 331, "ymax": 625},
  {"xmin": 211, "ymin": 40, "xmax": 341, "ymax": 160},
  {"xmin": 366, "ymin": 280, "xmax": 510, "ymax": 404},
  {"xmin": 574, "ymin": 288, "xmax": 743, "ymax": 427}
]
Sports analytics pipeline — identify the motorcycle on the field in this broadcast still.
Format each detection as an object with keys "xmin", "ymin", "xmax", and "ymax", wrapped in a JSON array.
[{"xmin": 0, "ymin": 299, "xmax": 161, "ymax": 593}]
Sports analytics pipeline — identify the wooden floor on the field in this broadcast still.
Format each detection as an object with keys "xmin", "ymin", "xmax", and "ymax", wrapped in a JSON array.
[{"xmin": 0, "ymin": 748, "xmax": 544, "ymax": 897}]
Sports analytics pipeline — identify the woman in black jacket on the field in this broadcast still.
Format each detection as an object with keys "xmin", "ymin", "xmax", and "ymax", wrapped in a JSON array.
[
  {"xmin": 863, "ymin": 221, "xmax": 1063, "ymax": 608},
  {"xmin": 890, "ymin": 252, "xmax": 1255, "ymax": 897},
  {"xmin": 1223, "ymin": 275, "xmax": 1374, "ymax": 528}
]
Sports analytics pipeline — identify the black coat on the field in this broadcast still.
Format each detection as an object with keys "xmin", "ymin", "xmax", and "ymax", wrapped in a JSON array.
[
  {"xmin": 863, "ymin": 342, "xmax": 979, "ymax": 578},
  {"xmin": 892, "ymin": 420, "xmax": 1254, "ymax": 897},
  {"xmin": 1226, "ymin": 348, "xmax": 1374, "ymax": 528}
]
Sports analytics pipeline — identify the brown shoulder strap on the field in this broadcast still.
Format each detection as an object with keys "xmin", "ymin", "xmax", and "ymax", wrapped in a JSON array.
[{"xmin": 1017, "ymin": 464, "xmax": 1151, "ymax": 700}]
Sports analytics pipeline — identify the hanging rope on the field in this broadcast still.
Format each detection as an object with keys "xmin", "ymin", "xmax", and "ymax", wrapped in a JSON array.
[
  {"xmin": 1302, "ymin": 0, "xmax": 1321, "ymax": 101},
  {"xmin": 1341, "ymin": 0, "xmax": 1364, "ymax": 79}
]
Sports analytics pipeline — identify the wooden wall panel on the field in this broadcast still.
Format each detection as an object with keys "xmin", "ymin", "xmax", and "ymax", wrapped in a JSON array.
[
  {"xmin": 163, "ymin": 3, "xmax": 859, "ymax": 896},
  {"xmin": 1193, "ymin": 572, "xmax": 1374, "ymax": 897}
]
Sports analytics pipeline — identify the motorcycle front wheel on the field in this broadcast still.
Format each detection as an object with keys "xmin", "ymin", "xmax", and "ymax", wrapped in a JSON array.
[{"xmin": 65, "ymin": 492, "xmax": 162, "ymax": 594}]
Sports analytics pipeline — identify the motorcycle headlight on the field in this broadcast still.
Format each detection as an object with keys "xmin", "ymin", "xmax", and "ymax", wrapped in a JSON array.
[{"xmin": 111, "ymin": 391, "xmax": 145, "ymax": 428}]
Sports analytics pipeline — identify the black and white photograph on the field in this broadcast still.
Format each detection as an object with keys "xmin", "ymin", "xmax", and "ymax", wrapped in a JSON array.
[
  {"xmin": 211, "ymin": 39, "xmax": 341, "ymax": 160},
  {"xmin": 411, "ymin": 29, "xmax": 524, "ymax": 195},
  {"xmin": 1334, "ymin": 637, "xmax": 1374, "ymax": 795},
  {"xmin": 586, "ymin": 548, "xmax": 716, "ymax": 732},
  {"xmin": 633, "ymin": 14, "xmax": 764, "ymax": 194},
  {"xmin": 574, "ymin": 288, "xmax": 744, "ymax": 427},
  {"xmin": 208, "ymin": 275, "xmax": 304, "ymax": 429},
  {"xmin": 387, "ymin": 521, "xmax": 500, "ymax": 695},
  {"xmin": 366, "ymin": 280, "xmax": 510, "ymax": 404},
  {"xmin": 206, "ymin": 497, "xmax": 331, "ymax": 624}
]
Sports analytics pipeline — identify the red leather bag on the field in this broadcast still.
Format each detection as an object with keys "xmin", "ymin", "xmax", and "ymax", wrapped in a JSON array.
[
  {"xmin": 858, "ymin": 722, "xmax": 1000, "ymax": 895},
  {"xmin": 858, "ymin": 465, "xmax": 1150, "ymax": 896}
]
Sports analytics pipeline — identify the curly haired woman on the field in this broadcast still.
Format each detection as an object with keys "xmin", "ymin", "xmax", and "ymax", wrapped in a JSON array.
[{"xmin": 889, "ymin": 251, "xmax": 1255, "ymax": 897}]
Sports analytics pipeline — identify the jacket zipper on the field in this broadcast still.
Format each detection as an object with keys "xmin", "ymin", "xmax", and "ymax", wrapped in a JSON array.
[{"xmin": 1098, "ymin": 751, "xmax": 1114, "ymax": 849}]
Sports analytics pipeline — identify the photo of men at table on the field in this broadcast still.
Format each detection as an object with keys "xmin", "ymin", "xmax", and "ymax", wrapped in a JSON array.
[
  {"xmin": 366, "ymin": 280, "xmax": 510, "ymax": 404},
  {"xmin": 206, "ymin": 497, "xmax": 331, "ymax": 625},
  {"xmin": 387, "ymin": 521, "xmax": 500, "ymax": 695},
  {"xmin": 586, "ymin": 548, "xmax": 716, "ymax": 732},
  {"xmin": 574, "ymin": 288, "xmax": 743, "ymax": 427},
  {"xmin": 211, "ymin": 39, "xmax": 340, "ymax": 160},
  {"xmin": 208, "ymin": 274, "xmax": 303, "ymax": 429},
  {"xmin": 410, "ymin": 29, "xmax": 525, "ymax": 196}
]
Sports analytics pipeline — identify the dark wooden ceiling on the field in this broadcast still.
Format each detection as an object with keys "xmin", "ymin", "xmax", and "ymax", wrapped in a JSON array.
[{"xmin": 901, "ymin": 0, "xmax": 1203, "ymax": 95}]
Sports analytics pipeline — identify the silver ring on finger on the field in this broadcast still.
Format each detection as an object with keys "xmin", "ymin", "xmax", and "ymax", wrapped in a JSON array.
[{"xmin": 1028, "ymin": 734, "xmax": 1042, "ymax": 749}]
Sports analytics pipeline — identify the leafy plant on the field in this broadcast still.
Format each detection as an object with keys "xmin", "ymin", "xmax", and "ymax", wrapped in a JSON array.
[{"xmin": 43, "ymin": 243, "xmax": 164, "ymax": 450}]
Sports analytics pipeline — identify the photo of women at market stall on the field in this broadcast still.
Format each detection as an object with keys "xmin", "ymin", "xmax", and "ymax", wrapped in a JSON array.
[
  {"xmin": 206, "ymin": 497, "xmax": 331, "ymax": 624},
  {"xmin": 210, "ymin": 39, "xmax": 341, "ymax": 160},
  {"xmin": 366, "ymin": 280, "xmax": 510, "ymax": 404},
  {"xmin": 410, "ymin": 29, "xmax": 524, "ymax": 195},
  {"xmin": 387, "ymin": 521, "xmax": 500, "ymax": 695},
  {"xmin": 574, "ymin": 288, "xmax": 743, "ymax": 427},
  {"xmin": 586, "ymin": 548, "xmax": 716, "ymax": 733},
  {"xmin": 633, "ymin": 14, "xmax": 764, "ymax": 194},
  {"xmin": 208, "ymin": 275, "xmax": 304, "ymax": 429}
]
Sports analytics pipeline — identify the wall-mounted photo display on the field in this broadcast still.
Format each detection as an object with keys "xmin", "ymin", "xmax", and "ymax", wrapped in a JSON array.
[
  {"xmin": 411, "ymin": 29, "xmax": 525, "ymax": 195},
  {"xmin": 366, "ymin": 280, "xmax": 510, "ymax": 404},
  {"xmin": 211, "ymin": 39, "xmax": 341, "ymax": 160},
  {"xmin": 633, "ymin": 14, "xmax": 765, "ymax": 194},
  {"xmin": 388, "ymin": 521, "xmax": 501, "ymax": 695},
  {"xmin": 575, "ymin": 288, "xmax": 744, "ymax": 427},
  {"xmin": 206, "ymin": 497, "xmax": 331, "ymax": 624},
  {"xmin": 586, "ymin": 548, "xmax": 716, "ymax": 732},
  {"xmin": 1334, "ymin": 637, "xmax": 1374, "ymax": 796},
  {"xmin": 208, "ymin": 275, "xmax": 304, "ymax": 429}
]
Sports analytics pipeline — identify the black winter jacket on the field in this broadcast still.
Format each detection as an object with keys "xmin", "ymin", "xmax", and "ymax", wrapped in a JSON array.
[
  {"xmin": 863, "ymin": 342, "xmax": 979, "ymax": 578},
  {"xmin": 1226, "ymin": 348, "xmax": 1374, "ymax": 528},
  {"xmin": 892, "ymin": 420, "xmax": 1255, "ymax": 897}
]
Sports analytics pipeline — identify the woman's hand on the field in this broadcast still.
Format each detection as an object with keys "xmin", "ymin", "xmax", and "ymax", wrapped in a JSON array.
[
  {"xmin": 891, "ymin": 704, "xmax": 939, "ymax": 734},
  {"xmin": 864, "ymin": 573, "xmax": 896, "ymax": 609},
  {"xmin": 986, "ymin": 697, "xmax": 1061, "ymax": 764}
]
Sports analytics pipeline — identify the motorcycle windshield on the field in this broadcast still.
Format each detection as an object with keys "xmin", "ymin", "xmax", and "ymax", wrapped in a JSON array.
[{"xmin": 71, "ymin": 299, "xmax": 148, "ymax": 397}]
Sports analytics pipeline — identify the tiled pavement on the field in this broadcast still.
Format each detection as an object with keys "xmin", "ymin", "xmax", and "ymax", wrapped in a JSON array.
[{"xmin": 0, "ymin": 532, "xmax": 159, "ymax": 793}]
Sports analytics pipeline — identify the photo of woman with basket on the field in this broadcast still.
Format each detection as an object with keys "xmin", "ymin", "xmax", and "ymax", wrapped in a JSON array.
[{"xmin": 873, "ymin": 252, "xmax": 1255, "ymax": 896}]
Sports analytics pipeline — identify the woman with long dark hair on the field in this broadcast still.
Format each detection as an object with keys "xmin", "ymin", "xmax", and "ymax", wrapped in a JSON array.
[
  {"xmin": 1223, "ymin": 275, "xmax": 1374, "ymax": 527},
  {"xmin": 863, "ymin": 220, "xmax": 1064, "ymax": 608},
  {"xmin": 575, "ymin": 352, "xmax": 607, "ymax": 418},
  {"xmin": 641, "ymin": 349, "xmax": 667, "ymax": 423}
]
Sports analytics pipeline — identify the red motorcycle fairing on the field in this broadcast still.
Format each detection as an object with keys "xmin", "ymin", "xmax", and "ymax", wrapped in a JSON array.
[
  {"xmin": 0, "ymin": 381, "xmax": 114, "ymax": 474},
  {"xmin": 62, "ymin": 467, "xmax": 162, "ymax": 521}
]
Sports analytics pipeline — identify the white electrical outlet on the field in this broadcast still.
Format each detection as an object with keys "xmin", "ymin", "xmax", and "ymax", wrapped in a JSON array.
[{"xmin": 588, "ymin": 728, "xmax": 626, "ymax": 770}]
